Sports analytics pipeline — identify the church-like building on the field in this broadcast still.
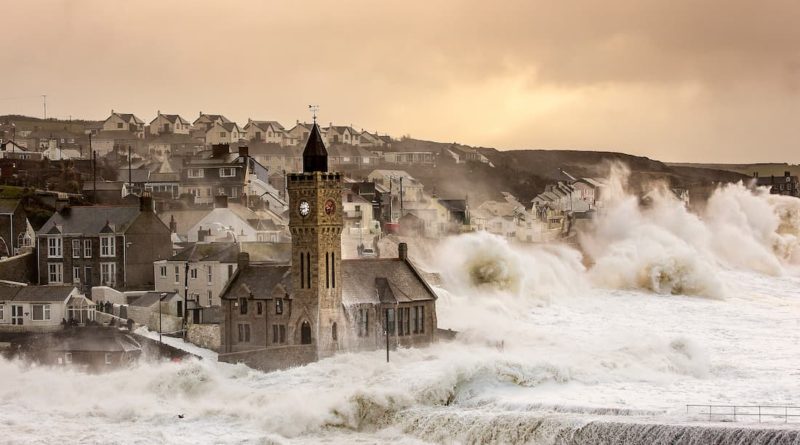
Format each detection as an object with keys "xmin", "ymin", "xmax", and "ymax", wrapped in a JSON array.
[{"xmin": 218, "ymin": 122, "xmax": 437, "ymax": 371}]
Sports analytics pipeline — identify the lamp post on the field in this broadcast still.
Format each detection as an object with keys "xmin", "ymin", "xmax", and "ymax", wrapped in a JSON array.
[{"xmin": 159, "ymin": 292, "xmax": 166, "ymax": 344}]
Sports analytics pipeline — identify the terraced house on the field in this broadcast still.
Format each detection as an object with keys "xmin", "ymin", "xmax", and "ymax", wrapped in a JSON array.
[{"xmin": 35, "ymin": 194, "xmax": 171, "ymax": 290}]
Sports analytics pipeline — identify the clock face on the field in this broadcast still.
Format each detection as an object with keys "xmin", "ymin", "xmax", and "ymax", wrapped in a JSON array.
[
  {"xmin": 324, "ymin": 199, "xmax": 336, "ymax": 216},
  {"xmin": 298, "ymin": 200, "xmax": 310, "ymax": 217}
]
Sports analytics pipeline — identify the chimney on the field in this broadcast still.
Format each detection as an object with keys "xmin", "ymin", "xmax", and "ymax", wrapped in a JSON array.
[
  {"xmin": 169, "ymin": 215, "xmax": 177, "ymax": 233},
  {"xmin": 214, "ymin": 194, "xmax": 228, "ymax": 208},
  {"xmin": 786, "ymin": 171, "xmax": 791, "ymax": 177},
  {"xmin": 198, "ymin": 226, "xmax": 207, "ymax": 242},
  {"xmin": 398, "ymin": 242, "xmax": 408, "ymax": 261},
  {"xmin": 212, "ymin": 143, "xmax": 229, "ymax": 158},
  {"xmin": 237, "ymin": 252, "xmax": 250, "ymax": 270},
  {"xmin": 139, "ymin": 191, "xmax": 153, "ymax": 212},
  {"xmin": 238, "ymin": 145, "xmax": 249, "ymax": 158}
]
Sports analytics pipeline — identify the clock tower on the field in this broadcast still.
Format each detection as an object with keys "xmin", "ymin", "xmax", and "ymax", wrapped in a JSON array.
[{"xmin": 287, "ymin": 122, "xmax": 344, "ymax": 357}]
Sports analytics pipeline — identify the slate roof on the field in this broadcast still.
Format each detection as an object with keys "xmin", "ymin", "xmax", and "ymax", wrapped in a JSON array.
[
  {"xmin": 52, "ymin": 333, "xmax": 141, "ymax": 353},
  {"xmin": 0, "ymin": 284, "xmax": 22, "ymax": 301},
  {"xmin": 158, "ymin": 209, "xmax": 210, "ymax": 236},
  {"xmin": 38, "ymin": 206, "xmax": 141, "ymax": 235},
  {"xmin": 169, "ymin": 243, "xmax": 239, "ymax": 263},
  {"xmin": 221, "ymin": 264, "xmax": 291, "ymax": 300},
  {"xmin": 114, "ymin": 113, "xmax": 144, "ymax": 124},
  {"xmin": 0, "ymin": 198, "xmax": 20, "ymax": 214},
  {"xmin": 248, "ymin": 120, "xmax": 285, "ymax": 131},
  {"xmin": 13, "ymin": 285, "xmax": 75, "ymax": 302},
  {"xmin": 117, "ymin": 168, "xmax": 151, "ymax": 183},
  {"xmin": 340, "ymin": 259, "xmax": 437, "ymax": 305},
  {"xmin": 150, "ymin": 114, "xmax": 187, "ymax": 125}
]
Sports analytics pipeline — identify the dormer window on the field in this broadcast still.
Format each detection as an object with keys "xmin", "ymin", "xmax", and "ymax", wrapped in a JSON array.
[{"xmin": 219, "ymin": 167, "xmax": 236, "ymax": 177}]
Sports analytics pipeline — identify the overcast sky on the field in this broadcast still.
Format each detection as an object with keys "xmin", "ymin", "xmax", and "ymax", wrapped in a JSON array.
[{"xmin": 1, "ymin": 0, "xmax": 798, "ymax": 163}]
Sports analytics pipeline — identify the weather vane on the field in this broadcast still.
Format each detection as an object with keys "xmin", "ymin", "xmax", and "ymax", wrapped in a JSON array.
[{"xmin": 308, "ymin": 104, "xmax": 319, "ymax": 123}]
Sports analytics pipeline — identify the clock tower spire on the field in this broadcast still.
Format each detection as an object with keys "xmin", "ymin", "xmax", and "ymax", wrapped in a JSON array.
[{"xmin": 287, "ymin": 118, "xmax": 343, "ymax": 358}]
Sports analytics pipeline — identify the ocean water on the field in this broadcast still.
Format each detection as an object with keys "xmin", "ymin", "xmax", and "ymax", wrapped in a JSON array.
[{"xmin": 2, "ymin": 173, "xmax": 799, "ymax": 444}]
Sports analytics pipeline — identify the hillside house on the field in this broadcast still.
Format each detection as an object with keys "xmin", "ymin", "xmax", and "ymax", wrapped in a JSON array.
[
  {"xmin": 149, "ymin": 112, "xmax": 191, "ymax": 136},
  {"xmin": 101, "ymin": 112, "xmax": 145, "ymax": 138}
]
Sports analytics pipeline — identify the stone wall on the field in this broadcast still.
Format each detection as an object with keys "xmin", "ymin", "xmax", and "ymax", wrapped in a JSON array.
[
  {"xmin": 0, "ymin": 251, "xmax": 36, "ymax": 283},
  {"xmin": 218, "ymin": 344, "xmax": 316, "ymax": 372},
  {"xmin": 187, "ymin": 324, "xmax": 220, "ymax": 352},
  {"xmin": 147, "ymin": 312, "xmax": 182, "ymax": 334}
]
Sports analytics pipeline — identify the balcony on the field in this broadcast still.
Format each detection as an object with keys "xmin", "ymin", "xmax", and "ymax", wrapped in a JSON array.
[{"xmin": 344, "ymin": 210, "xmax": 362, "ymax": 219}]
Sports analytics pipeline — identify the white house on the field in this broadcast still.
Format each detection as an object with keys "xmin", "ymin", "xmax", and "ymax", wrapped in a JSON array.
[
  {"xmin": 43, "ymin": 146, "xmax": 82, "ymax": 160},
  {"xmin": 0, "ymin": 285, "xmax": 93, "ymax": 332},
  {"xmin": 153, "ymin": 243, "xmax": 240, "ymax": 308},
  {"xmin": 325, "ymin": 125, "xmax": 360, "ymax": 146},
  {"xmin": 149, "ymin": 112, "xmax": 191, "ymax": 136},
  {"xmin": 101, "ymin": 111, "xmax": 145, "ymax": 138},
  {"xmin": 205, "ymin": 122, "xmax": 243, "ymax": 145},
  {"xmin": 244, "ymin": 120, "xmax": 285, "ymax": 144},
  {"xmin": 192, "ymin": 113, "xmax": 231, "ymax": 131}
]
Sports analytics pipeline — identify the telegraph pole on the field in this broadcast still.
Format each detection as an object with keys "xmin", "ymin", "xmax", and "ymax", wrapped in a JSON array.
[
  {"xmin": 41, "ymin": 95, "xmax": 47, "ymax": 119},
  {"xmin": 183, "ymin": 261, "xmax": 189, "ymax": 341}
]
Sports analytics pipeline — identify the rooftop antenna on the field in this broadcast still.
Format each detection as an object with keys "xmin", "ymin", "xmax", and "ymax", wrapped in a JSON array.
[{"xmin": 308, "ymin": 105, "xmax": 319, "ymax": 124}]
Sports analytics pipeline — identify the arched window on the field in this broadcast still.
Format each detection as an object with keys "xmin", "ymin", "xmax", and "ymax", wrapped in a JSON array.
[
  {"xmin": 301, "ymin": 321, "xmax": 312, "ymax": 344},
  {"xmin": 332, "ymin": 322, "xmax": 338, "ymax": 341}
]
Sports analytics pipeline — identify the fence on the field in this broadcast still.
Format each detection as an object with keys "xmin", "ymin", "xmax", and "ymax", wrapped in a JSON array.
[{"xmin": 686, "ymin": 405, "xmax": 800, "ymax": 423}]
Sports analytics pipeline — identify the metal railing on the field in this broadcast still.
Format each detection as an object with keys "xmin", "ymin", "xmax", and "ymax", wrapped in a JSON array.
[{"xmin": 686, "ymin": 404, "xmax": 800, "ymax": 423}]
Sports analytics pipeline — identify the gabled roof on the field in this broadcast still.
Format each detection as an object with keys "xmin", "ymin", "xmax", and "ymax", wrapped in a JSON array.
[
  {"xmin": 37, "ymin": 206, "xmax": 141, "ymax": 236},
  {"xmin": 117, "ymin": 168, "xmax": 151, "ymax": 183},
  {"xmin": 247, "ymin": 120, "xmax": 285, "ymax": 132},
  {"xmin": 193, "ymin": 114, "xmax": 231, "ymax": 125},
  {"xmin": 340, "ymin": 259, "xmax": 437, "ymax": 305},
  {"xmin": 221, "ymin": 264, "xmax": 291, "ymax": 300},
  {"xmin": 110, "ymin": 113, "xmax": 144, "ymax": 125},
  {"xmin": 13, "ymin": 285, "xmax": 76, "ymax": 302},
  {"xmin": 150, "ymin": 113, "xmax": 188, "ymax": 125},
  {"xmin": 169, "ymin": 243, "xmax": 239, "ymax": 263}
]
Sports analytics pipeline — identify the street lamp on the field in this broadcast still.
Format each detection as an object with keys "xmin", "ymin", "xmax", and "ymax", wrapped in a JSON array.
[{"xmin": 159, "ymin": 292, "xmax": 167, "ymax": 344}]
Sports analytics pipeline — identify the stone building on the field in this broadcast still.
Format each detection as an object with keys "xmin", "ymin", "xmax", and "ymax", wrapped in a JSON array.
[
  {"xmin": 35, "ymin": 194, "xmax": 172, "ymax": 290},
  {"xmin": 218, "ymin": 122, "xmax": 437, "ymax": 371}
]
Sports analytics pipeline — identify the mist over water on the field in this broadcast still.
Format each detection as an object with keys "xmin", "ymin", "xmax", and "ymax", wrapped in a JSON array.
[{"xmin": 3, "ymin": 165, "xmax": 800, "ymax": 444}]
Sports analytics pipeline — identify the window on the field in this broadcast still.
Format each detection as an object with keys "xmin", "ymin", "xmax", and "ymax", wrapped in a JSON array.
[
  {"xmin": 174, "ymin": 265, "xmax": 180, "ymax": 283},
  {"xmin": 73, "ymin": 266, "xmax": 80, "ymax": 284},
  {"xmin": 207, "ymin": 266, "xmax": 212, "ymax": 284},
  {"xmin": 72, "ymin": 239, "xmax": 81, "ymax": 258},
  {"xmin": 275, "ymin": 299, "xmax": 283, "ymax": 315},
  {"xmin": 101, "ymin": 263, "xmax": 116, "ymax": 286},
  {"xmin": 257, "ymin": 302, "xmax": 263, "ymax": 315},
  {"xmin": 104, "ymin": 353, "xmax": 112, "ymax": 365},
  {"xmin": 272, "ymin": 324, "xmax": 286, "ymax": 344},
  {"xmin": 332, "ymin": 322, "xmax": 338, "ymax": 341},
  {"xmin": 398, "ymin": 307, "xmax": 405, "ymax": 336},
  {"xmin": 220, "ymin": 132, "xmax": 226, "ymax": 138},
  {"xmin": 237, "ymin": 323, "xmax": 250, "ymax": 342},
  {"xmin": 402, "ymin": 307, "xmax": 411, "ymax": 336},
  {"xmin": 187, "ymin": 168, "xmax": 204, "ymax": 178},
  {"xmin": 219, "ymin": 167, "xmax": 236, "ymax": 177},
  {"xmin": 190, "ymin": 268, "xmax": 197, "ymax": 279},
  {"xmin": 385, "ymin": 308, "xmax": 395, "ymax": 335},
  {"xmin": 160, "ymin": 266, "xmax": 167, "ymax": 278},
  {"xmin": 418, "ymin": 306, "xmax": 425, "ymax": 333},
  {"xmin": 31, "ymin": 304, "xmax": 51, "ymax": 321},
  {"xmin": 358, "ymin": 308, "xmax": 369, "ymax": 337},
  {"xmin": 84, "ymin": 240, "xmax": 92, "ymax": 258},
  {"xmin": 207, "ymin": 290, "xmax": 212, "ymax": 307},
  {"xmin": 412, "ymin": 306, "xmax": 420, "ymax": 334},
  {"xmin": 100, "ymin": 235, "xmax": 115, "ymax": 257},
  {"xmin": 48, "ymin": 237, "xmax": 62, "ymax": 258},
  {"xmin": 48, "ymin": 263, "xmax": 63, "ymax": 284},
  {"xmin": 65, "ymin": 352, "xmax": 73, "ymax": 364},
  {"xmin": 0, "ymin": 304, "xmax": 4, "ymax": 320},
  {"xmin": 117, "ymin": 123, "xmax": 123, "ymax": 129},
  {"xmin": 239, "ymin": 297, "xmax": 248, "ymax": 315}
]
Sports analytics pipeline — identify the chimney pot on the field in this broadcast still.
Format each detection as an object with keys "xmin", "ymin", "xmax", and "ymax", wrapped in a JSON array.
[
  {"xmin": 238, "ymin": 252, "xmax": 250, "ymax": 270},
  {"xmin": 398, "ymin": 242, "xmax": 408, "ymax": 260},
  {"xmin": 238, "ymin": 145, "xmax": 249, "ymax": 158}
]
